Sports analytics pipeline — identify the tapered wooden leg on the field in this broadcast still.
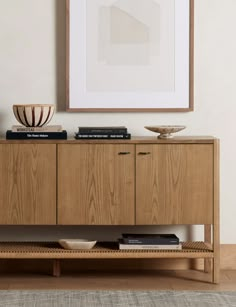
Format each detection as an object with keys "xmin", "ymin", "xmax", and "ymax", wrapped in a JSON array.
[
  {"xmin": 212, "ymin": 224, "xmax": 220, "ymax": 284},
  {"xmin": 53, "ymin": 259, "xmax": 61, "ymax": 277},
  {"xmin": 204, "ymin": 259, "xmax": 212, "ymax": 273},
  {"xmin": 212, "ymin": 257, "xmax": 220, "ymax": 284},
  {"xmin": 204, "ymin": 224, "xmax": 212, "ymax": 273}
]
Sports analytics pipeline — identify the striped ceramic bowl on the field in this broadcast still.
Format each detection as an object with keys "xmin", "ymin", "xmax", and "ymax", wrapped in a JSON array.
[{"xmin": 13, "ymin": 104, "xmax": 55, "ymax": 127}]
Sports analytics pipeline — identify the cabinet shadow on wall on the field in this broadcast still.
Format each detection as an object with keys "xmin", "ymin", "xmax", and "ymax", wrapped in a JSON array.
[{"xmin": 55, "ymin": 0, "xmax": 67, "ymax": 112}]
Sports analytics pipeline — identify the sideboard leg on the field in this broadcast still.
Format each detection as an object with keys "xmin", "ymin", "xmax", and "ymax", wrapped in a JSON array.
[
  {"xmin": 212, "ymin": 224, "xmax": 220, "ymax": 284},
  {"xmin": 212, "ymin": 257, "xmax": 220, "ymax": 284},
  {"xmin": 204, "ymin": 224, "xmax": 212, "ymax": 273},
  {"xmin": 53, "ymin": 259, "xmax": 61, "ymax": 277}
]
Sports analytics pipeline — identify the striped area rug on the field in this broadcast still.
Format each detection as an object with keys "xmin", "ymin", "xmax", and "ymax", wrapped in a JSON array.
[{"xmin": 0, "ymin": 290, "xmax": 235, "ymax": 307}]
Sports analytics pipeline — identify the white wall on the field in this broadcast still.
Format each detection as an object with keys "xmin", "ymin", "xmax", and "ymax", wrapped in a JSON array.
[{"xmin": 0, "ymin": 0, "xmax": 235, "ymax": 243}]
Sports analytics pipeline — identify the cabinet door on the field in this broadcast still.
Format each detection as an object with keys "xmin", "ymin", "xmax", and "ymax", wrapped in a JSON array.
[
  {"xmin": 136, "ymin": 144, "xmax": 213, "ymax": 225},
  {"xmin": 0, "ymin": 144, "xmax": 56, "ymax": 225},
  {"xmin": 58, "ymin": 144, "xmax": 135, "ymax": 225}
]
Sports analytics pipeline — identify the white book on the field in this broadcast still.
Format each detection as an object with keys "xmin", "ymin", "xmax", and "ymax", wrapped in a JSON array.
[
  {"xmin": 11, "ymin": 125, "xmax": 63, "ymax": 132},
  {"xmin": 119, "ymin": 243, "xmax": 182, "ymax": 250}
]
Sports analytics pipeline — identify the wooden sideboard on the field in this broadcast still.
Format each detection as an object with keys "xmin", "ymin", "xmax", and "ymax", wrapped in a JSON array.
[{"xmin": 0, "ymin": 137, "xmax": 219, "ymax": 283}]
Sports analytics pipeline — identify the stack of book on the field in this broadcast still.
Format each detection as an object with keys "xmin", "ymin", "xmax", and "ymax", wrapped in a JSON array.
[
  {"xmin": 75, "ymin": 126, "xmax": 131, "ymax": 139},
  {"xmin": 6, "ymin": 125, "xmax": 67, "ymax": 139},
  {"xmin": 118, "ymin": 233, "xmax": 182, "ymax": 250}
]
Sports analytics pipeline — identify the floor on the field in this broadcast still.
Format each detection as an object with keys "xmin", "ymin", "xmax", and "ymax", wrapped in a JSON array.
[{"xmin": 0, "ymin": 270, "xmax": 235, "ymax": 291}]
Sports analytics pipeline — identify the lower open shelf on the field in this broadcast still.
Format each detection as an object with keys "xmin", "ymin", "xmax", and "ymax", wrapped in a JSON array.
[{"xmin": 0, "ymin": 241, "xmax": 213, "ymax": 259}]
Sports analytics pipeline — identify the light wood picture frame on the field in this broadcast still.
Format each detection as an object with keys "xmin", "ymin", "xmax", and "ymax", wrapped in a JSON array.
[{"xmin": 66, "ymin": 0, "xmax": 194, "ymax": 112}]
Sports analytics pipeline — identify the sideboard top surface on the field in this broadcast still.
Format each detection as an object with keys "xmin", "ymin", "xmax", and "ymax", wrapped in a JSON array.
[{"xmin": 0, "ymin": 136, "xmax": 218, "ymax": 145}]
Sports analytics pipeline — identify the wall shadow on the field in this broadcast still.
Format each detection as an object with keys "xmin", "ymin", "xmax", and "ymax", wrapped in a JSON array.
[{"xmin": 55, "ymin": 0, "xmax": 67, "ymax": 112}]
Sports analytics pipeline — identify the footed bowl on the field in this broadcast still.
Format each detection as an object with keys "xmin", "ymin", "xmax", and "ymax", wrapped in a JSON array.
[{"xmin": 145, "ymin": 125, "xmax": 186, "ymax": 139}]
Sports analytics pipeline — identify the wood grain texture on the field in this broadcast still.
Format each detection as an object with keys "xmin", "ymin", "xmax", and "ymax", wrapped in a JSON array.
[
  {"xmin": 58, "ymin": 144, "xmax": 135, "ymax": 225},
  {"xmin": 66, "ymin": 0, "xmax": 70, "ymax": 111},
  {"xmin": 0, "ymin": 138, "xmax": 219, "ymax": 283},
  {"xmin": 213, "ymin": 139, "xmax": 220, "ymax": 283},
  {"xmin": 136, "ymin": 144, "xmax": 213, "ymax": 225},
  {"xmin": 0, "ymin": 144, "xmax": 56, "ymax": 225},
  {"xmin": 204, "ymin": 225, "xmax": 212, "ymax": 273},
  {"xmin": 0, "ymin": 136, "xmax": 217, "ymax": 144}
]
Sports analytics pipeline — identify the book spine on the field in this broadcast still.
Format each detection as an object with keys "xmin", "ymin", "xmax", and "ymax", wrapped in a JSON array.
[
  {"xmin": 6, "ymin": 131, "xmax": 67, "ymax": 140},
  {"xmin": 119, "ymin": 244, "xmax": 182, "ymax": 250},
  {"xmin": 11, "ymin": 125, "xmax": 63, "ymax": 132},
  {"xmin": 79, "ymin": 129, "xmax": 127, "ymax": 134},
  {"xmin": 75, "ymin": 133, "xmax": 131, "ymax": 139}
]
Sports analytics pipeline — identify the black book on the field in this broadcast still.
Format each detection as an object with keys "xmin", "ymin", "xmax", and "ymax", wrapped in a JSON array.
[
  {"xmin": 75, "ymin": 133, "xmax": 131, "ymax": 140},
  {"xmin": 6, "ymin": 130, "xmax": 67, "ymax": 140},
  {"xmin": 121, "ymin": 233, "xmax": 179, "ymax": 245},
  {"xmin": 78, "ymin": 126, "xmax": 128, "ymax": 134}
]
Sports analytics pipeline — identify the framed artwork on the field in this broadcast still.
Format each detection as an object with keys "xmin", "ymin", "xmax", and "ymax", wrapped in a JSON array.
[{"xmin": 66, "ymin": 0, "xmax": 194, "ymax": 112}]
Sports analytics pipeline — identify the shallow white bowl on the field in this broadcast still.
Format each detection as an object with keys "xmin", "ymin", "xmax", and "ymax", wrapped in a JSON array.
[
  {"xmin": 13, "ymin": 104, "xmax": 55, "ymax": 127},
  {"xmin": 58, "ymin": 239, "xmax": 97, "ymax": 250}
]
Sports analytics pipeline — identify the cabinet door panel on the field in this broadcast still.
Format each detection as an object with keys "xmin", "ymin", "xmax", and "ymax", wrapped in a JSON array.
[
  {"xmin": 58, "ymin": 144, "xmax": 135, "ymax": 225},
  {"xmin": 136, "ymin": 144, "xmax": 213, "ymax": 225},
  {"xmin": 0, "ymin": 144, "xmax": 56, "ymax": 225}
]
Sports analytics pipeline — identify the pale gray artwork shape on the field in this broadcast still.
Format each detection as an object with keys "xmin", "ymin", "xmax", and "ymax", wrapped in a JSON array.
[
  {"xmin": 98, "ymin": 0, "xmax": 160, "ymax": 66},
  {"xmin": 86, "ymin": 0, "xmax": 175, "ymax": 92},
  {"xmin": 110, "ymin": 6, "xmax": 149, "ymax": 44}
]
